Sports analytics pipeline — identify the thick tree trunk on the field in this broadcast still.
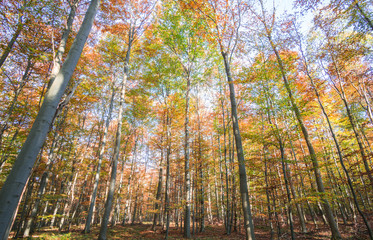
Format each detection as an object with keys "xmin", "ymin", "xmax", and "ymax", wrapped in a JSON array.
[
  {"xmin": 23, "ymin": 110, "xmax": 67, "ymax": 237},
  {"xmin": 221, "ymin": 52, "xmax": 255, "ymax": 240},
  {"xmin": 0, "ymin": 1, "xmax": 99, "ymax": 238}
]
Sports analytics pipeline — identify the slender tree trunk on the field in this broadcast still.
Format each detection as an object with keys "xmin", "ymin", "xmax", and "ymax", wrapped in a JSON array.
[
  {"xmin": 263, "ymin": 28, "xmax": 341, "ymax": 238},
  {"xmin": 23, "ymin": 170, "xmax": 50, "ymax": 236},
  {"xmin": 217, "ymin": 134, "xmax": 225, "ymax": 225},
  {"xmin": 0, "ymin": 57, "xmax": 33, "ymax": 150},
  {"xmin": 263, "ymin": 147, "xmax": 274, "ymax": 240},
  {"xmin": 84, "ymin": 86, "xmax": 115, "ymax": 233},
  {"xmin": 164, "ymin": 111, "xmax": 171, "ymax": 239},
  {"xmin": 298, "ymin": 41, "xmax": 373, "ymax": 238},
  {"xmin": 112, "ymin": 151, "xmax": 128, "ymax": 227},
  {"xmin": 196, "ymin": 88, "xmax": 205, "ymax": 233},
  {"xmin": 322, "ymin": 46, "xmax": 373, "ymax": 191},
  {"xmin": 184, "ymin": 75, "xmax": 191, "ymax": 238},
  {"xmin": 152, "ymin": 138, "xmax": 163, "ymax": 230},
  {"xmin": 288, "ymin": 136, "xmax": 318, "ymax": 228},
  {"xmin": 352, "ymin": 0, "xmax": 373, "ymax": 31},
  {"xmin": 278, "ymin": 142, "xmax": 295, "ymax": 240},
  {"xmin": 0, "ymin": 0, "xmax": 28, "ymax": 69},
  {"xmin": 262, "ymin": 80, "xmax": 304, "ymax": 237},
  {"xmin": 0, "ymin": 1, "xmax": 100, "ymax": 238},
  {"xmin": 221, "ymin": 51, "xmax": 255, "ymax": 240},
  {"xmin": 122, "ymin": 136, "xmax": 138, "ymax": 226},
  {"xmin": 131, "ymin": 184, "xmax": 139, "ymax": 225},
  {"xmin": 286, "ymin": 161, "xmax": 307, "ymax": 233},
  {"xmin": 14, "ymin": 178, "xmax": 34, "ymax": 239},
  {"xmin": 68, "ymin": 174, "xmax": 88, "ymax": 230},
  {"xmin": 59, "ymin": 154, "xmax": 79, "ymax": 232},
  {"xmin": 97, "ymin": 56, "xmax": 128, "ymax": 240},
  {"xmin": 220, "ymin": 98, "xmax": 230, "ymax": 234},
  {"xmin": 22, "ymin": 109, "xmax": 67, "ymax": 237}
]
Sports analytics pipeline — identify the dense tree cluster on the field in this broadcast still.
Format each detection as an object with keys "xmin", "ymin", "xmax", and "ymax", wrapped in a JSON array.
[{"xmin": 0, "ymin": 0, "xmax": 372, "ymax": 239}]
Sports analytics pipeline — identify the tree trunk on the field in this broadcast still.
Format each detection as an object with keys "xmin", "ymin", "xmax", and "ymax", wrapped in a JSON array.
[
  {"xmin": 221, "ymin": 51, "xmax": 255, "ymax": 240},
  {"xmin": 47, "ymin": 0, "xmax": 79, "ymax": 90},
  {"xmin": 0, "ymin": 0, "xmax": 28, "ymax": 68},
  {"xmin": 84, "ymin": 86, "xmax": 115, "ymax": 233},
  {"xmin": 184, "ymin": 75, "xmax": 191, "ymax": 238},
  {"xmin": 196, "ymin": 87, "xmax": 205, "ymax": 233},
  {"xmin": 13, "ymin": 178, "xmax": 35, "ymax": 239},
  {"xmin": 323, "ymin": 44, "xmax": 373, "ymax": 191},
  {"xmin": 164, "ymin": 111, "xmax": 171, "ymax": 239},
  {"xmin": 298, "ymin": 41, "xmax": 373, "ymax": 238},
  {"xmin": 352, "ymin": 0, "xmax": 373, "ymax": 31},
  {"xmin": 122, "ymin": 136, "xmax": 138, "ymax": 226},
  {"xmin": 97, "ymin": 55, "xmax": 128, "ymax": 240},
  {"xmin": 266, "ymin": 34, "xmax": 341, "ymax": 239},
  {"xmin": 0, "ymin": 57, "xmax": 33, "ymax": 150},
  {"xmin": 263, "ymin": 147, "xmax": 274, "ymax": 240},
  {"xmin": 0, "ymin": 0, "xmax": 100, "ymax": 238},
  {"xmin": 152, "ymin": 137, "xmax": 163, "ymax": 230}
]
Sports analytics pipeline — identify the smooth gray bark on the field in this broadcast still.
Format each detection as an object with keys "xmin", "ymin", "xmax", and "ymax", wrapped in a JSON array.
[
  {"xmin": 152, "ymin": 136, "xmax": 163, "ymax": 230},
  {"xmin": 222, "ymin": 52, "xmax": 255, "ymax": 240},
  {"xmin": 297, "ymin": 35, "xmax": 373, "ymax": 238},
  {"xmin": 0, "ymin": 0, "xmax": 100, "ymax": 238},
  {"xmin": 23, "ymin": 108, "xmax": 68, "ymax": 237},
  {"xmin": 84, "ymin": 87, "xmax": 115, "ymax": 233},
  {"xmin": 47, "ymin": 0, "xmax": 79, "ymax": 90},
  {"xmin": 97, "ymin": 36, "xmax": 131, "ymax": 240},
  {"xmin": 97, "ymin": 81, "xmax": 125, "ymax": 240},
  {"xmin": 164, "ymin": 98, "xmax": 171, "ymax": 239},
  {"xmin": 184, "ymin": 75, "xmax": 191, "ymax": 238},
  {"xmin": 263, "ymin": 147, "xmax": 274, "ymax": 240},
  {"xmin": 265, "ymin": 33, "xmax": 341, "ymax": 239},
  {"xmin": 196, "ymin": 90, "xmax": 205, "ymax": 233}
]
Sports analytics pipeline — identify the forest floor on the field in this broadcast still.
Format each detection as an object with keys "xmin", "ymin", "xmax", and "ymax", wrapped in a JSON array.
[{"xmin": 18, "ymin": 217, "xmax": 372, "ymax": 240}]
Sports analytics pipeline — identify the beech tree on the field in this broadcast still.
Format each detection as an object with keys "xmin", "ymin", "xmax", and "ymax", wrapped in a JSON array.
[
  {"xmin": 0, "ymin": 0, "xmax": 100, "ymax": 238},
  {"xmin": 0, "ymin": 0, "xmax": 372, "ymax": 239}
]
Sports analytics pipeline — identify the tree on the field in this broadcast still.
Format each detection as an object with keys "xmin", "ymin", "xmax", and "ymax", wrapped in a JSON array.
[
  {"xmin": 186, "ymin": 0, "xmax": 256, "ymax": 238},
  {"xmin": 0, "ymin": 0, "xmax": 100, "ymax": 238},
  {"xmin": 254, "ymin": 1, "xmax": 343, "ymax": 238}
]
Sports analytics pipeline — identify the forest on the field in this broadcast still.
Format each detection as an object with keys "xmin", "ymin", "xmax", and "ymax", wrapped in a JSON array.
[{"xmin": 0, "ymin": 0, "xmax": 372, "ymax": 239}]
